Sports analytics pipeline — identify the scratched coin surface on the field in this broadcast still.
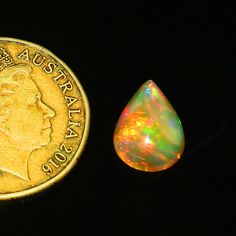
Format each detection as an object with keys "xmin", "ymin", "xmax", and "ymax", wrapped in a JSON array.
[{"xmin": 0, "ymin": 37, "xmax": 90, "ymax": 201}]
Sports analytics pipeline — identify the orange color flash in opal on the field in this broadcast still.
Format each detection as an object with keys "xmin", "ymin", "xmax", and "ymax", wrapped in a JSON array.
[{"xmin": 113, "ymin": 80, "xmax": 185, "ymax": 172}]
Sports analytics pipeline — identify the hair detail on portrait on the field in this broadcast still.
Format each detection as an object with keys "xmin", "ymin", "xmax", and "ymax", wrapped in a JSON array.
[
  {"xmin": 0, "ymin": 47, "xmax": 14, "ymax": 71},
  {"xmin": 0, "ymin": 64, "xmax": 32, "ymax": 135},
  {"xmin": 0, "ymin": 48, "xmax": 55, "ymax": 181}
]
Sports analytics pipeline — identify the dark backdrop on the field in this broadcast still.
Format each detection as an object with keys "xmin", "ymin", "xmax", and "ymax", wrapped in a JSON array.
[{"xmin": 1, "ymin": 1, "xmax": 234, "ymax": 235}]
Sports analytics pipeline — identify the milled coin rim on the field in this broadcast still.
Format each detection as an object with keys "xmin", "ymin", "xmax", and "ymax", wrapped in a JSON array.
[{"xmin": 0, "ymin": 37, "xmax": 90, "ymax": 201}]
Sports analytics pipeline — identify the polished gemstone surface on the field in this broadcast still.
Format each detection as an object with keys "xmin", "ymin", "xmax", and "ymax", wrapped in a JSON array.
[{"xmin": 113, "ymin": 80, "xmax": 185, "ymax": 172}]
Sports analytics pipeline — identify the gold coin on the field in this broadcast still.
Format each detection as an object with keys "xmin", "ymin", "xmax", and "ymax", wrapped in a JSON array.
[{"xmin": 0, "ymin": 37, "xmax": 90, "ymax": 202}]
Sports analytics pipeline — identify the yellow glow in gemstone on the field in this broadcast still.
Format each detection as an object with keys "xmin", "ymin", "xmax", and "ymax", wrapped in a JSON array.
[{"xmin": 113, "ymin": 80, "xmax": 185, "ymax": 172}]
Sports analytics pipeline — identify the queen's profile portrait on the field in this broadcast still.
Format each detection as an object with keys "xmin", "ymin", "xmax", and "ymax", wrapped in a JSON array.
[{"xmin": 0, "ymin": 47, "xmax": 55, "ymax": 181}]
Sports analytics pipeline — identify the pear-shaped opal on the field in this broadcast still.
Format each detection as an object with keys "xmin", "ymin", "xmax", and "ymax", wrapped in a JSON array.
[{"xmin": 113, "ymin": 80, "xmax": 185, "ymax": 172}]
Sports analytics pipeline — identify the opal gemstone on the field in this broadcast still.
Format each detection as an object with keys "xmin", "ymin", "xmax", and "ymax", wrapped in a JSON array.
[{"xmin": 113, "ymin": 80, "xmax": 185, "ymax": 172}]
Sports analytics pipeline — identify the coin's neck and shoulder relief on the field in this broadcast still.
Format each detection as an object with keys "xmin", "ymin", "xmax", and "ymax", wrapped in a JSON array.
[{"xmin": 0, "ymin": 147, "xmax": 30, "ymax": 181}]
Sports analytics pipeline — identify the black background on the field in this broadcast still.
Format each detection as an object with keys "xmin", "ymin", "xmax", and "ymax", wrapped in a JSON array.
[{"xmin": 0, "ymin": 1, "xmax": 234, "ymax": 235}]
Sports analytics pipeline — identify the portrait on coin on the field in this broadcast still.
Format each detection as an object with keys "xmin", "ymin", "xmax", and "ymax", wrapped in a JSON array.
[{"xmin": 0, "ymin": 63, "xmax": 55, "ymax": 181}]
